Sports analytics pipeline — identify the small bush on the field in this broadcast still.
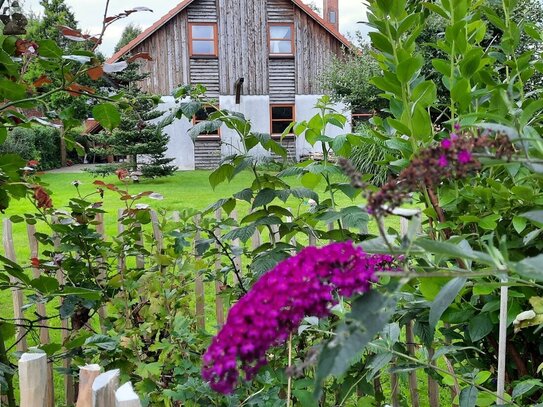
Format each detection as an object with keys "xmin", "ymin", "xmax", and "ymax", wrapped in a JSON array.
[{"xmin": 0, "ymin": 126, "xmax": 62, "ymax": 170}]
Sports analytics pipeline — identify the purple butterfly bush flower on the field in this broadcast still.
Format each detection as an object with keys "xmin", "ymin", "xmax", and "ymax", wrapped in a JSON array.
[
  {"xmin": 438, "ymin": 155, "xmax": 449, "ymax": 167},
  {"xmin": 202, "ymin": 242, "xmax": 397, "ymax": 394},
  {"xmin": 457, "ymin": 150, "xmax": 472, "ymax": 164}
]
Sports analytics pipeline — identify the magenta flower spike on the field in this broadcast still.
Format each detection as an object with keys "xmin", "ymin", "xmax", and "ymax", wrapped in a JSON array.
[{"xmin": 202, "ymin": 242, "xmax": 396, "ymax": 394}]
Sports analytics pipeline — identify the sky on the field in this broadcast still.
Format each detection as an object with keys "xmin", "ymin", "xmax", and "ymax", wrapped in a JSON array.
[{"xmin": 22, "ymin": 0, "xmax": 369, "ymax": 57}]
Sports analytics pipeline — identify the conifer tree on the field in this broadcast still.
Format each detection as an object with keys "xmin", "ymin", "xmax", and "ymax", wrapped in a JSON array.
[{"xmin": 90, "ymin": 64, "xmax": 177, "ymax": 178}]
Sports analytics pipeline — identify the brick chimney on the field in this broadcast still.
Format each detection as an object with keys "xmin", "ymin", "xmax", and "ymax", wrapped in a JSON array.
[{"xmin": 324, "ymin": 0, "xmax": 339, "ymax": 32}]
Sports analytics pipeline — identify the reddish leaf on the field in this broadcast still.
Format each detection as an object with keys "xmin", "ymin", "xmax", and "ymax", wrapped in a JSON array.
[
  {"xmin": 93, "ymin": 180, "xmax": 106, "ymax": 186},
  {"xmin": 31, "ymin": 257, "xmax": 40, "ymax": 267},
  {"xmin": 87, "ymin": 65, "xmax": 104, "ymax": 80},
  {"xmin": 33, "ymin": 186, "xmax": 53, "ymax": 209},
  {"xmin": 66, "ymin": 83, "xmax": 96, "ymax": 96},
  {"xmin": 15, "ymin": 39, "xmax": 38, "ymax": 56},
  {"xmin": 127, "ymin": 52, "xmax": 153, "ymax": 62},
  {"xmin": 58, "ymin": 25, "xmax": 83, "ymax": 37},
  {"xmin": 33, "ymin": 75, "xmax": 52, "ymax": 88},
  {"xmin": 104, "ymin": 16, "xmax": 118, "ymax": 23}
]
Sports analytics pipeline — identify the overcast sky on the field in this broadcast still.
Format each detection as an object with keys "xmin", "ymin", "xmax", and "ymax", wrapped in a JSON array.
[{"xmin": 22, "ymin": 0, "xmax": 369, "ymax": 57}]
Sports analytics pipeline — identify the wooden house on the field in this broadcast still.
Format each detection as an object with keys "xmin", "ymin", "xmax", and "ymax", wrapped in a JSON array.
[{"xmin": 109, "ymin": 0, "xmax": 353, "ymax": 169}]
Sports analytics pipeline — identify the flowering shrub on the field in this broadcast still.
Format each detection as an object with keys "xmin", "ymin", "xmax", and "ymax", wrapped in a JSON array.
[
  {"xmin": 365, "ymin": 130, "xmax": 515, "ymax": 216},
  {"xmin": 202, "ymin": 242, "xmax": 397, "ymax": 394}
]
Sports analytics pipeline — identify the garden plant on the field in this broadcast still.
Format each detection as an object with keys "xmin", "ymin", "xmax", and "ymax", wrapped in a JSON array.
[{"xmin": 1, "ymin": 0, "xmax": 543, "ymax": 407}]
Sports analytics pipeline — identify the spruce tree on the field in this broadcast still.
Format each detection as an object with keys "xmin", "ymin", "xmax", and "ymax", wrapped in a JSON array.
[{"xmin": 90, "ymin": 64, "xmax": 177, "ymax": 178}]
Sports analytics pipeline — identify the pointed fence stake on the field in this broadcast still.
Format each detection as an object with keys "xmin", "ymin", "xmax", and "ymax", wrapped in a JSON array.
[
  {"xmin": 92, "ymin": 369, "xmax": 120, "ymax": 407},
  {"xmin": 76, "ymin": 365, "xmax": 101, "ymax": 407},
  {"xmin": 115, "ymin": 382, "xmax": 141, "ymax": 407}
]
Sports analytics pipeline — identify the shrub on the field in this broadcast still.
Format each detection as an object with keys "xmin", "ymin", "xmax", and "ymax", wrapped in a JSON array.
[{"xmin": 0, "ymin": 126, "xmax": 62, "ymax": 170}]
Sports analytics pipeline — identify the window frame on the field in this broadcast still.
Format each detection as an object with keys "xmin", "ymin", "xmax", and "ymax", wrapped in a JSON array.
[
  {"xmin": 193, "ymin": 105, "xmax": 221, "ymax": 139},
  {"xmin": 188, "ymin": 22, "xmax": 218, "ymax": 58},
  {"xmin": 270, "ymin": 104, "xmax": 295, "ymax": 138},
  {"xmin": 351, "ymin": 111, "xmax": 374, "ymax": 129},
  {"xmin": 268, "ymin": 23, "xmax": 295, "ymax": 57}
]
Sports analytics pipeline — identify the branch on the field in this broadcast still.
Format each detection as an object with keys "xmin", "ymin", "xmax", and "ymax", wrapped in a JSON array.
[{"xmin": 205, "ymin": 228, "xmax": 248, "ymax": 294}]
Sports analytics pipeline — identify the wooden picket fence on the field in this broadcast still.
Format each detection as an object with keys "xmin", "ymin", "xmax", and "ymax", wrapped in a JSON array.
[
  {"xmin": 1, "ymin": 208, "xmax": 417, "ymax": 406},
  {"xmin": 18, "ymin": 353, "xmax": 139, "ymax": 407}
]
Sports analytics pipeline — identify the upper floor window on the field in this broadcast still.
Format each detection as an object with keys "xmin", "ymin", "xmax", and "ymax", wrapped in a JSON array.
[
  {"xmin": 270, "ymin": 104, "xmax": 295, "ymax": 136},
  {"xmin": 269, "ymin": 24, "xmax": 294, "ymax": 56},
  {"xmin": 189, "ymin": 23, "xmax": 218, "ymax": 57}
]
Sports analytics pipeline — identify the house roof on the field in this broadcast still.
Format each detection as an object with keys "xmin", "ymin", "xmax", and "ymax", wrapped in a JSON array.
[{"xmin": 108, "ymin": 0, "xmax": 353, "ymax": 63}]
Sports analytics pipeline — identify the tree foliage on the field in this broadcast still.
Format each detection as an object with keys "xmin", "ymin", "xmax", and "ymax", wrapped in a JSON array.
[{"xmin": 114, "ymin": 23, "xmax": 142, "ymax": 53}]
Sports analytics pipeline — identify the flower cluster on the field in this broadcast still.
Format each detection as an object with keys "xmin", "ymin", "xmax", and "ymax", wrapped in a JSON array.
[
  {"xmin": 366, "ymin": 129, "xmax": 514, "ymax": 216},
  {"xmin": 202, "ymin": 242, "xmax": 396, "ymax": 394}
]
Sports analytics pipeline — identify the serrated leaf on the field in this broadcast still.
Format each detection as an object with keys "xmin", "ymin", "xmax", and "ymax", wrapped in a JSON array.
[{"xmin": 92, "ymin": 103, "xmax": 121, "ymax": 131}]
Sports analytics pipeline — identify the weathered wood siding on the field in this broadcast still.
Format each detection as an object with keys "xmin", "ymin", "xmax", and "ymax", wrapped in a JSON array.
[
  {"xmin": 187, "ymin": 0, "xmax": 218, "ymax": 21},
  {"xmin": 294, "ymin": 6, "xmax": 343, "ymax": 95},
  {"xmin": 190, "ymin": 59, "xmax": 220, "ymax": 98},
  {"xmin": 267, "ymin": 0, "xmax": 294, "ymax": 22},
  {"xmin": 217, "ymin": 0, "xmax": 268, "ymax": 95},
  {"xmin": 132, "ymin": 13, "xmax": 190, "ymax": 95},
  {"xmin": 126, "ymin": 0, "xmax": 345, "ymax": 99},
  {"xmin": 194, "ymin": 139, "xmax": 222, "ymax": 169},
  {"xmin": 269, "ymin": 59, "xmax": 295, "ymax": 103}
]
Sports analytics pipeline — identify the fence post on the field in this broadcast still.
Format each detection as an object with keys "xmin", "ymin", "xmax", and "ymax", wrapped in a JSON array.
[
  {"xmin": 92, "ymin": 370, "xmax": 120, "ymax": 407},
  {"xmin": 214, "ymin": 209, "xmax": 225, "ymax": 327},
  {"xmin": 194, "ymin": 215, "xmax": 205, "ymax": 330},
  {"xmin": 76, "ymin": 365, "xmax": 101, "ymax": 407},
  {"xmin": 150, "ymin": 210, "xmax": 163, "ymax": 254},
  {"xmin": 26, "ymin": 224, "xmax": 54, "ymax": 407},
  {"xmin": 406, "ymin": 321, "xmax": 420, "ymax": 407},
  {"xmin": 115, "ymin": 382, "xmax": 141, "ymax": 407},
  {"xmin": 52, "ymin": 217, "xmax": 75, "ymax": 406},
  {"xmin": 19, "ymin": 352, "xmax": 47, "ymax": 407},
  {"xmin": 2, "ymin": 219, "xmax": 27, "ymax": 352}
]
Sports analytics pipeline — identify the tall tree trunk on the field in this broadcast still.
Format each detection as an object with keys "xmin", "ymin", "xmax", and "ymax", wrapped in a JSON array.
[{"xmin": 60, "ymin": 127, "xmax": 67, "ymax": 167}]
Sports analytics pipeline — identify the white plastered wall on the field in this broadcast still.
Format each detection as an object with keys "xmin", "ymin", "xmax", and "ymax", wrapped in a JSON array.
[
  {"xmin": 295, "ymin": 95, "xmax": 352, "ymax": 161},
  {"xmin": 154, "ymin": 96, "xmax": 195, "ymax": 170},
  {"xmin": 219, "ymin": 95, "xmax": 271, "ymax": 160}
]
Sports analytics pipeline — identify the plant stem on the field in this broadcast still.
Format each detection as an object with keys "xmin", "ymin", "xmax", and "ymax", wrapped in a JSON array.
[{"xmin": 286, "ymin": 333, "xmax": 293, "ymax": 407}]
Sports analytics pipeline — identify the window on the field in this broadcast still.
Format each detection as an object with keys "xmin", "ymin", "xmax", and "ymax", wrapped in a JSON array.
[
  {"xmin": 189, "ymin": 23, "xmax": 217, "ymax": 57},
  {"xmin": 351, "ymin": 110, "xmax": 374, "ymax": 129},
  {"xmin": 193, "ymin": 106, "xmax": 220, "ymax": 137},
  {"xmin": 269, "ymin": 24, "xmax": 294, "ymax": 56},
  {"xmin": 270, "ymin": 104, "xmax": 295, "ymax": 136}
]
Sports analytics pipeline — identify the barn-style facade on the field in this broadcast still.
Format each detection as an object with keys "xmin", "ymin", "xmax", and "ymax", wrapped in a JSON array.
[{"xmin": 109, "ymin": 0, "xmax": 353, "ymax": 169}]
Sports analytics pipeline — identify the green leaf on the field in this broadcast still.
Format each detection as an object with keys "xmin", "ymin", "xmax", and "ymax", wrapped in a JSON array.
[
  {"xmin": 301, "ymin": 173, "xmax": 321, "ymax": 189},
  {"xmin": 253, "ymin": 188, "xmax": 277, "ymax": 208},
  {"xmin": 512, "ymin": 379, "xmax": 543, "ymax": 399},
  {"xmin": 209, "ymin": 164, "xmax": 234, "ymax": 189},
  {"xmin": 62, "ymin": 287, "xmax": 102, "ymax": 301},
  {"xmin": 459, "ymin": 386, "xmax": 478, "ymax": 407},
  {"xmin": 513, "ymin": 216, "xmax": 527, "ymax": 234},
  {"xmin": 314, "ymin": 291, "xmax": 396, "ymax": 398},
  {"xmin": 223, "ymin": 225, "xmax": 256, "ymax": 243},
  {"xmin": 92, "ymin": 103, "xmax": 121, "ymax": 131},
  {"xmin": 396, "ymin": 56, "xmax": 424, "ymax": 83},
  {"xmin": 412, "ymin": 80, "xmax": 437, "ymax": 108},
  {"xmin": 84, "ymin": 334, "xmax": 118, "ymax": 351},
  {"xmin": 0, "ymin": 79, "xmax": 26, "ymax": 100},
  {"xmin": 468, "ymin": 313, "xmax": 493, "ymax": 341},
  {"xmin": 514, "ymin": 254, "xmax": 543, "ymax": 281},
  {"xmin": 429, "ymin": 278, "xmax": 467, "ymax": 331},
  {"xmin": 36, "ymin": 39, "xmax": 63, "ymax": 58},
  {"xmin": 521, "ymin": 210, "xmax": 543, "ymax": 225},
  {"xmin": 30, "ymin": 275, "xmax": 59, "ymax": 294}
]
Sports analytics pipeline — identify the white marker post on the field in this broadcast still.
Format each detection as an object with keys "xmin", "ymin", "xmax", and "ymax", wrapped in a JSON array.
[{"xmin": 115, "ymin": 382, "xmax": 141, "ymax": 407}]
